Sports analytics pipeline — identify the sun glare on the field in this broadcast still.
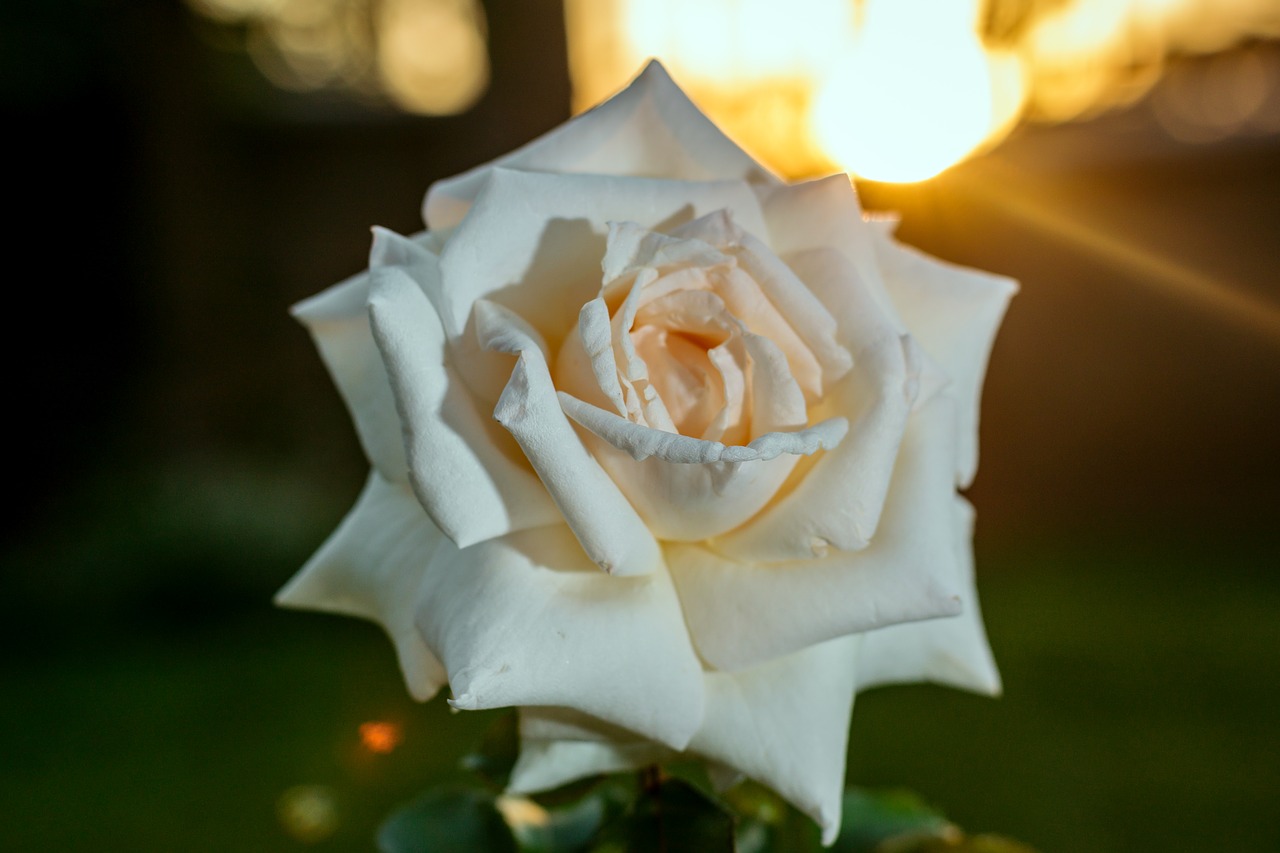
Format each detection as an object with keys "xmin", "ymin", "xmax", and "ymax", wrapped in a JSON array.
[
  {"xmin": 565, "ymin": 0, "xmax": 1280, "ymax": 182},
  {"xmin": 185, "ymin": 0, "xmax": 1280, "ymax": 179},
  {"xmin": 811, "ymin": 1, "xmax": 1010, "ymax": 182}
]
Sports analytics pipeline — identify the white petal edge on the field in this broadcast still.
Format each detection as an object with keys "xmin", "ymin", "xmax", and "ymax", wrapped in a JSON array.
[
  {"xmin": 510, "ymin": 634, "xmax": 863, "ymax": 844},
  {"xmin": 275, "ymin": 471, "xmax": 446, "ymax": 701},
  {"xmin": 416, "ymin": 525, "xmax": 706, "ymax": 750},
  {"xmin": 509, "ymin": 739, "xmax": 667, "ymax": 794},
  {"xmin": 870, "ymin": 222, "xmax": 1017, "ymax": 487},
  {"xmin": 692, "ymin": 634, "xmax": 862, "ymax": 845},
  {"xmin": 292, "ymin": 271, "xmax": 409, "ymax": 482},
  {"xmin": 754, "ymin": 175, "xmax": 903, "ymax": 332},
  {"xmin": 668, "ymin": 394, "xmax": 967, "ymax": 672},
  {"xmin": 559, "ymin": 392, "xmax": 847, "ymax": 464},
  {"xmin": 476, "ymin": 299, "xmax": 663, "ymax": 576},
  {"xmin": 425, "ymin": 60, "xmax": 778, "ymax": 229},
  {"xmin": 857, "ymin": 495, "xmax": 1002, "ymax": 695},
  {"xmin": 366, "ymin": 265, "xmax": 562, "ymax": 547}
]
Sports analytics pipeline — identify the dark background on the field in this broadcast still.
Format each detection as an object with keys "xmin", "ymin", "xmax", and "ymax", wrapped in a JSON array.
[{"xmin": 1, "ymin": 1, "xmax": 1277, "ymax": 850}]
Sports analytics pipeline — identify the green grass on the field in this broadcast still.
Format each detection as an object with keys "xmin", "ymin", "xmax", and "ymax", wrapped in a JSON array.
[{"xmin": 0, "ymin": 535, "xmax": 1275, "ymax": 851}]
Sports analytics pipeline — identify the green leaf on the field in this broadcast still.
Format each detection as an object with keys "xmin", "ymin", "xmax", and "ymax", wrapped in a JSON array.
[
  {"xmin": 378, "ymin": 787, "xmax": 518, "ymax": 853},
  {"xmin": 461, "ymin": 711, "xmax": 520, "ymax": 789},
  {"xmin": 590, "ymin": 776, "xmax": 736, "ymax": 853},
  {"xmin": 832, "ymin": 788, "xmax": 955, "ymax": 853}
]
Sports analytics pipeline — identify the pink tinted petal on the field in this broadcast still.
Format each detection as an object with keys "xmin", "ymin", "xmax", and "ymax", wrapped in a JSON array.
[{"xmin": 712, "ymin": 332, "xmax": 917, "ymax": 561}]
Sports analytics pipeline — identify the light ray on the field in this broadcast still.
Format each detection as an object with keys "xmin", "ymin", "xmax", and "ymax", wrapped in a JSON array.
[{"xmin": 951, "ymin": 164, "xmax": 1280, "ymax": 344}]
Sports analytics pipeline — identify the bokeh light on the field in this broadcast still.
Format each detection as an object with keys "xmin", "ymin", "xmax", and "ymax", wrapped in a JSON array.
[
  {"xmin": 186, "ymin": 0, "xmax": 489, "ymax": 114},
  {"xmin": 811, "ymin": 0, "xmax": 1020, "ymax": 182},
  {"xmin": 277, "ymin": 785, "xmax": 339, "ymax": 843},
  {"xmin": 358, "ymin": 720, "xmax": 403, "ymax": 754},
  {"xmin": 494, "ymin": 795, "xmax": 551, "ymax": 832},
  {"xmin": 565, "ymin": 0, "xmax": 1280, "ymax": 182}
]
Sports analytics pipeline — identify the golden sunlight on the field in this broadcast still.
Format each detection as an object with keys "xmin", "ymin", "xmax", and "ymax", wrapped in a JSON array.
[
  {"xmin": 811, "ymin": 0, "xmax": 1021, "ymax": 183},
  {"xmin": 186, "ymin": 0, "xmax": 489, "ymax": 115},
  {"xmin": 565, "ymin": 0, "xmax": 1280, "ymax": 182}
]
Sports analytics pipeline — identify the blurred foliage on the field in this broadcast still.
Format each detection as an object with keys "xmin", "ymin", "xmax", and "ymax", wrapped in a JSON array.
[
  {"xmin": 378, "ymin": 788, "xmax": 517, "ymax": 853},
  {"xmin": 377, "ymin": 727, "xmax": 1038, "ymax": 852},
  {"xmin": 2, "ymin": 527, "xmax": 1276, "ymax": 850}
]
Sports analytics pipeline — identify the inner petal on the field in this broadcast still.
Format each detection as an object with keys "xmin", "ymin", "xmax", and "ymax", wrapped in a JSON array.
[{"xmin": 632, "ymin": 326, "xmax": 725, "ymax": 439}]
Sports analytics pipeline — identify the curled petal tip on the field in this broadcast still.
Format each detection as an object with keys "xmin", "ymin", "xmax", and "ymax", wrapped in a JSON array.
[{"xmin": 447, "ymin": 693, "xmax": 478, "ymax": 711}]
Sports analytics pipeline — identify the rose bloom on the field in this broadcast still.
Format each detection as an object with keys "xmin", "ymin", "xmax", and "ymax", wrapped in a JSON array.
[{"xmin": 278, "ymin": 62, "xmax": 1015, "ymax": 842}]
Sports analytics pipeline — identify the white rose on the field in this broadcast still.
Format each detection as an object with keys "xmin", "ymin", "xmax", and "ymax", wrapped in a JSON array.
[{"xmin": 278, "ymin": 62, "xmax": 1015, "ymax": 843}]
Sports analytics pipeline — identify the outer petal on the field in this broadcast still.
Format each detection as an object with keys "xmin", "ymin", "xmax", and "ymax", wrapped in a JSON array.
[
  {"xmin": 668, "ymin": 395, "xmax": 967, "ymax": 672},
  {"xmin": 275, "ymin": 472, "xmax": 446, "ymax": 701},
  {"xmin": 436, "ymin": 168, "xmax": 769, "ymax": 349},
  {"xmin": 857, "ymin": 496, "xmax": 1002, "ymax": 695},
  {"xmin": 416, "ymin": 525, "xmax": 706, "ymax": 750},
  {"xmin": 508, "ymin": 739, "xmax": 665, "ymax": 794},
  {"xmin": 870, "ymin": 221, "xmax": 1017, "ymax": 487},
  {"xmin": 425, "ymin": 60, "xmax": 778, "ymax": 229},
  {"xmin": 755, "ymin": 175, "xmax": 901, "ymax": 330},
  {"xmin": 508, "ymin": 635, "xmax": 863, "ymax": 845},
  {"xmin": 509, "ymin": 708, "xmax": 668, "ymax": 793},
  {"xmin": 476, "ymin": 300, "xmax": 663, "ymax": 576},
  {"xmin": 366, "ymin": 266, "xmax": 562, "ymax": 547},
  {"xmin": 292, "ymin": 272, "xmax": 408, "ymax": 482},
  {"xmin": 692, "ymin": 635, "xmax": 861, "ymax": 845}
]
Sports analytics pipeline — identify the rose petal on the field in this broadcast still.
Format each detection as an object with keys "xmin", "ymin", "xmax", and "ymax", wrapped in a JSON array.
[
  {"xmin": 476, "ymin": 299, "xmax": 663, "ymax": 576},
  {"xmin": 508, "ymin": 635, "xmax": 863, "ymax": 844},
  {"xmin": 668, "ymin": 394, "xmax": 967, "ymax": 672},
  {"xmin": 558, "ymin": 392, "xmax": 846, "ymax": 465},
  {"xmin": 425, "ymin": 60, "xmax": 778, "ymax": 229},
  {"xmin": 785, "ymin": 246, "xmax": 950, "ymax": 412},
  {"xmin": 711, "ymin": 331, "xmax": 917, "ymax": 561},
  {"xmin": 728, "ymin": 228, "xmax": 853, "ymax": 386},
  {"xmin": 508, "ymin": 708, "xmax": 668, "ymax": 793},
  {"xmin": 437, "ymin": 168, "xmax": 769, "ymax": 349},
  {"xmin": 559, "ymin": 390, "xmax": 847, "ymax": 543},
  {"xmin": 870, "ymin": 222, "xmax": 1017, "ymax": 487},
  {"xmin": 692, "ymin": 634, "xmax": 861, "ymax": 845},
  {"xmin": 668, "ymin": 209, "xmax": 851, "ymax": 398},
  {"xmin": 755, "ymin": 174, "xmax": 900, "ymax": 330},
  {"xmin": 601, "ymin": 219, "xmax": 732, "ymax": 287},
  {"xmin": 366, "ymin": 266, "xmax": 562, "ymax": 547},
  {"xmin": 417, "ymin": 525, "xmax": 705, "ymax": 750},
  {"xmin": 275, "ymin": 472, "xmax": 446, "ymax": 701},
  {"xmin": 509, "ymin": 739, "xmax": 667, "ymax": 794},
  {"xmin": 292, "ymin": 272, "xmax": 409, "ymax": 482},
  {"xmin": 857, "ymin": 496, "xmax": 1002, "ymax": 695}
]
